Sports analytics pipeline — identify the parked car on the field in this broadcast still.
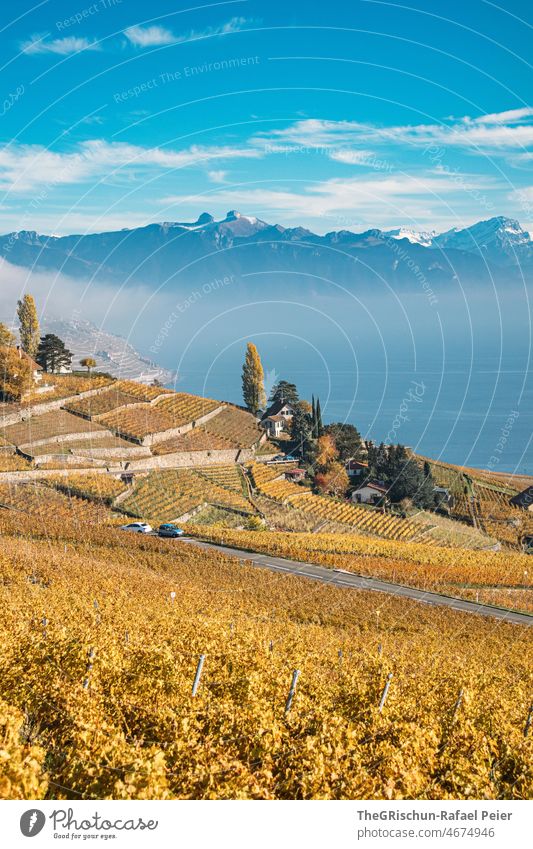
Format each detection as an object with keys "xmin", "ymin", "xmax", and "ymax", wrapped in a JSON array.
[
  {"xmin": 158, "ymin": 523, "xmax": 185, "ymax": 538},
  {"xmin": 120, "ymin": 522, "xmax": 152, "ymax": 534},
  {"xmin": 284, "ymin": 454, "xmax": 297, "ymax": 461}
]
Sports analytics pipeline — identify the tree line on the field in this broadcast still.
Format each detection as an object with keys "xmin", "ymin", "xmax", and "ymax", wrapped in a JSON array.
[
  {"xmin": 241, "ymin": 341, "xmax": 438, "ymax": 511},
  {"xmin": 0, "ymin": 294, "xmax": 99, "ymax": 400}
]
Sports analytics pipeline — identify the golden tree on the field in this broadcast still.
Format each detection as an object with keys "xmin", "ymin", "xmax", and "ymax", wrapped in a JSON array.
[
  {"xmin": 16, "ymin": 295, "xmax": 40, "ymax": 359},
  {"xmin": 0, "ymin": 346, "xmax": 33, "ymax": 401},
  {"xmin": 314, "ymin": 461, "xmax": 349, "ymax": 498},
  {"xmin": 80, "ymin": 356, "xmax": 97, "ymax": 375},
  {"xmin": 0, "ymin": 322, "xmax": 15, "ymax": 348},
  {"xmin": 242, "ymin": 342, "xmax": 266, "ymax": 415},
  {"xmin": 316, "ymin": 434, "xmax": 338, "ymax": 468}
]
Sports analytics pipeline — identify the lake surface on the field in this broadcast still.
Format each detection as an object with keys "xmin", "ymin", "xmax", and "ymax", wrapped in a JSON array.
[{"xmin": 139, "ymin": 289, "xmax": 531, "ymax": 475}]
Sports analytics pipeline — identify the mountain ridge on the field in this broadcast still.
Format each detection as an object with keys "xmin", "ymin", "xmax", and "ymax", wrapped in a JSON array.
[{"xmin": 1, "ymin": 213, "xmax": 531, "ymax": 293}]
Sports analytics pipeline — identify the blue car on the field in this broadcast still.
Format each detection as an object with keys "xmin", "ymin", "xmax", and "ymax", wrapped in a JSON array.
[{"xmin": 158, "ymin": 523, "xmax": 185, "ymax": 538}]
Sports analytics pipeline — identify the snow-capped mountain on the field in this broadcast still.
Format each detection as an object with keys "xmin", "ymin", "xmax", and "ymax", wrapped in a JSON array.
[
  {"xmin": 431, "ymin": 217, "xmax": 533, "ymax": 266},
  {"xmin": 1, "ymin": 213, "xmax": 531, "ymax": 295},
  {"xmin": 383, "ymin": 228, "xmax": 437, "ymax": 247}
]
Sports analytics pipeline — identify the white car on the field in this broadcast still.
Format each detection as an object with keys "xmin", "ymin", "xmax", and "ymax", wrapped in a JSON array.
[{"xmin": 120, "ymin": 522, "xmax": 153, "ymax": 534}]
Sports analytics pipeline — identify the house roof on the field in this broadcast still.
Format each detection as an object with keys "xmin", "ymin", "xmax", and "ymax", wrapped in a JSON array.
[
  {"xmin": 510, "ymin": 486, "xmax": 533, "ymax": 508},
  {"xmin": 347, "ymin": 459, "xmax": 368, "ymax": 468},
  {"xmin": 355, "ymin": 480, "xmax": 388, "ymax": 493},
  {"xmin": 265, "ymin": 414, "xmax": 285, "ymax": 423},
  {"xmin": 0, "ymin": 345, "xmax": 41, "ymax": 371},
  {"xmin": 263, "ymin": 399, "xmax": 296, "ymax": 418},
  {"xmin": 17, "ymin": 347, "xmax": 42, "ymax": 371}
]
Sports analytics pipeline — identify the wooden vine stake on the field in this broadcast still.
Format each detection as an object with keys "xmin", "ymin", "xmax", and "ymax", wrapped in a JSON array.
[
  {"xmin": 524, "ymin": 703, "xmax": 533, "ymax": 738},
  {"xmin": 83, "ymin": 647, "xmax": 95, "ymax": 690},
  {"xmin": 284, "ymin": 669, "xmax": 300, "ymax": 715},
  {"xmin": 192, "ymin": 654, "xmax": 206, "ymax": 697},
  {"xmin": 451, "ymin": 688, "xmax": 464, "ymax": 724},
  {"xmin": 378, "ymin": 672, "xmax": 393, "ymax": 712}
]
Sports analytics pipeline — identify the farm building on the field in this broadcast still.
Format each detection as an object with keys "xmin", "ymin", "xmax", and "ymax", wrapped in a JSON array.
[
  {"xmin": 285, "ymin": 468, "xmax": 306, "ymax": 482},
  {"xmin": 351, "ymin": 480, "xmax": 389, "ymax": 505},
  {"xmin": 261, "ymin": 400, "xmax": 296, "ymax": 437},
  {"xmin": 346, "ymin": 459, "xmax": 368, "ymax": 478}
]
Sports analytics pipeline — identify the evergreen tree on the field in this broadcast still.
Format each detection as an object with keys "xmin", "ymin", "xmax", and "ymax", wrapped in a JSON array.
[
  {"xmin": 269, "ymin": 380, "xmax": 299, "ymax": 406},
  {"xmin": 315, "ymin": 397, "xmax": 323, "ymax": 436},
  {"xmin": 241, "ymin": 342, "xmax": 266, "ymax": 415},
  {"xmin": 0, "ymin": 322, "xmax": 16, "ymax": 348},
  {"xmin": 36, "ymin": 334, "xmax": 73, "ymax": 374},
  {"xmin": 369, "ymin": 442, "xmax": 435, "ymax": 508},
  {"xmin": 290, "ymin": 402, "xmax": 315, "ymax": 462},
  {"xmin": 324, "ymin": 422, "xmax": 362, "ymax": 462},
  {"xmin": 17, "ymin": 295, "xmax": 40, "ymax": 359}
]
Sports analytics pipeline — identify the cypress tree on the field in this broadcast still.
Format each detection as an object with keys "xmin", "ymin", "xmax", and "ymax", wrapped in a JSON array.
[
  {"xmin": 316, "ymin": 397, "xmax": 323, "ymax": 436},
  {"xmin": 241, "ymin": 342, "xmax": 266, "ymax": 415},
  {"xmin": 17, "ymin": 294, "xmax": 40, "ymax": 359}
]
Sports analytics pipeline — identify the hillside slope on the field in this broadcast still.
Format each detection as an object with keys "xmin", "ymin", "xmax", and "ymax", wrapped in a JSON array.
[{"xmin": 0, "ymin": 509, "xmax": 531, "ymax": 800}]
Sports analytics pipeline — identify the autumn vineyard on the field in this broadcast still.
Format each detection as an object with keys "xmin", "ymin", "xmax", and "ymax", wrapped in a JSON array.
[{"xmin": 0, "ymin": 372, "xmax": 532, "ymax": 800}]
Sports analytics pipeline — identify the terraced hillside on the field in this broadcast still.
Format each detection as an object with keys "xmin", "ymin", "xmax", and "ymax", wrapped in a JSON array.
[
  {"xmin": 2, "ymin": 373, "xmax": 266, "ymax": 469},
  {"xmin": 0, "ymin": 509, "xmax": 531, "ymax": 800},
  {"xmin": 122, "ymin": 468, "xmax": 254, "ymax": 523},
  {"xmin": 0, "ymin": 481, "xmax": 116, "ymax": 524},
  {"xmin": 200, "ymin": 406, "xmax": 262, "ymax": 448},
  {"xmin": 2, "ymin": 410, "xmax": 107, "ymax": 447},
  {"xmin": 153, "ymin": 428, "xmax": 233, "ymax": 454},
  {"xmin": 0, "ymin": 374, "xmax": 113, "ymax": 415},
  {"xmin": 247, "ymin": 463, "xmax": 424, "ymax": 543},
  {"xmin": 416, "ymin": 454, "xmax": 531, "ymax": 550},
  {"xmin": 43, "ymin": 473, "xmax": 129, "ymax": 505},
  {"xmin": 64, "ymin": 388, "xmax": 140, "ymax": 418}
]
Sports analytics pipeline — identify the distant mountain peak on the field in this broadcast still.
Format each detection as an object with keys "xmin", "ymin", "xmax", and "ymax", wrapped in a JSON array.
[
  {"xmin": 196, "ymin": 212, "xmax": 215, "ymax": 225},
  {"xmin": 384, "ymin": 227, "xmax": 437, "ymax": 247},
  {"xmin": 433, "ymin": 216, "xmax": 532, "ymax": 264}
]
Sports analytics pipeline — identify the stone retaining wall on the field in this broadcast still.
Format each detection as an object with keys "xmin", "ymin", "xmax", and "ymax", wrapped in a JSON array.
[
  {"xmin": 129, "ymin": 447, "xmax": 256, "ymax": 469},
  {"xmin": 140, "ymin": 404, "xmax": 225, "ymax": 446},
  {"xmin": 0, "ymin": 384, "xmax": 111, "ymax": 427}
]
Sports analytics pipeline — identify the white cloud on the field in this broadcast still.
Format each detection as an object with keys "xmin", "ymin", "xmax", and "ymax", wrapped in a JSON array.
[
  {"xmin": 159, "ymin": 172, "xmax": 470, "ymax": 222},
  {"xmin": 257, "ymin": 108, "xmax": 533, "ymax": 154},
  {"xmin": 123, "ymin": 25, "xmax": 176, "ymax": 47},
  {"xmin": 328, "ymin": 149, "xmax": 379, "ymax": 165},
  {"xmin": 124, "ymin": 17, "xmax": 250, "ymax": 48},
  {"xmin": 21, "ymin": 33, "xmax": 100, "ymax": 55},
  {"xmin": 207, "ymin": 170, "xmax": 228, "ymax": 183},
  {"xmin": 469, "ymin": 107, "xmax": 533, "ymax": 125},
  {"xmin": 0, "ymin": 140, "xmax": 263, "ymax": 193}
]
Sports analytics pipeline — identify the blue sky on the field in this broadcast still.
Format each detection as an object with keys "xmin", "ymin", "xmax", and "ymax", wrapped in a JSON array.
[{"xmin": 0, "ymin": 0, "xmax": 532, "ymax": 235}]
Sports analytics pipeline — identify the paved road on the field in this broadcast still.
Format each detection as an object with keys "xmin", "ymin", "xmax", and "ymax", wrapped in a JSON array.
[{"xmin": 183, "ymin": 538, "xmax": 533, "ymax": 627}]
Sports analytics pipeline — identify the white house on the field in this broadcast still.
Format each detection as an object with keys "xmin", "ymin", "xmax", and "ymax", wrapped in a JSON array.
[
  {"xmin": 352, "ymin": 481, "xmax": 388, "ymax": 505},
  {"xmin": 262, "ymin": 415, "xmax": 285, "ymax": 438},
  {"xmin": 261, "ymin": 400, "xmax": 297, "ymax": 437}
]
